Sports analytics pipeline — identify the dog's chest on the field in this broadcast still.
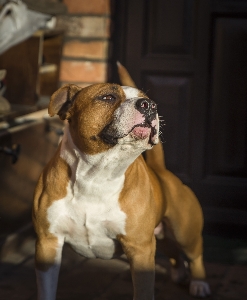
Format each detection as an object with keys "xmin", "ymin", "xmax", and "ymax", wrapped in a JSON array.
[{"xmin": 47, "ymin": 173, "xmax": 126, "ymax": 260}]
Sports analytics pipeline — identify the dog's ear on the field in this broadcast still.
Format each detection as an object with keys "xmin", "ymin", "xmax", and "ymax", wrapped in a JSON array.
[{"xmin": 48, "ymin": 84, "xmax": 82, "ymax": 120}]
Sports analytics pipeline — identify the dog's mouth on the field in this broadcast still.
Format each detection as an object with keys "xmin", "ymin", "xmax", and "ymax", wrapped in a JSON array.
[
  {"xmin": 130, "ymin": 123, "xmax": 157, "ymax": 145},
  {"xmin": 99, "ymin": 124, "xmax": 118, "ymax": 145},
  {"xmin": 100, "ymin": 122, "xmax": 157, "ymax": 146}
]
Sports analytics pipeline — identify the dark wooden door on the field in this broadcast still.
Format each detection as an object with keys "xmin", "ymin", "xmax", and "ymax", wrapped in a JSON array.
[{"xmin": 111, "ymin": 0, "xmax": 247, "ymax": 231}]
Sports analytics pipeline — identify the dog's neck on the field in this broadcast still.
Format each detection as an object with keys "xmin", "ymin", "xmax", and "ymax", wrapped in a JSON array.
[{"xmin": 60, "ymin": 124, "xmax": 143, "ymax": 183}]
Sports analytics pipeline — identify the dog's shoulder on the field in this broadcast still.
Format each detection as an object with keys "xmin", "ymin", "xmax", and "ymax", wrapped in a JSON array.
[
  {"xmin": 119, "ymin": 155, "xmax": 159, "ymax": 207},
  {"xmin": 32, "ymin": 144, "xmax": 71, "ymax": 224}
]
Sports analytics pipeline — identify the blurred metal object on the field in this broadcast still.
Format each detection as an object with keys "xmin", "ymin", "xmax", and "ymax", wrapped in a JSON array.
[{"xmin": 0, "ymin": 143, "xmax": 20, "ymax": 163}]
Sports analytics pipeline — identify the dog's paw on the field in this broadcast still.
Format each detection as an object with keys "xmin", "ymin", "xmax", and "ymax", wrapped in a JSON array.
[{"xmin": 189, "ymin": 280, "xmax": 211, "ymax": 297}]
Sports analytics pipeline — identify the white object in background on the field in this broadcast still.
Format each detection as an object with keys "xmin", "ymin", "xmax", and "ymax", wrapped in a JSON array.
[{"xmin": 0, "ymin": 0, "xmax": 51, "ymax": 55}]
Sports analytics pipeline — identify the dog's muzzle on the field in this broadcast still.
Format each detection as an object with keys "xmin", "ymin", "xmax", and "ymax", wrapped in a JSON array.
[{"xmin": 100, "ymin": 97, "xmax": 158, "ymax": 146}]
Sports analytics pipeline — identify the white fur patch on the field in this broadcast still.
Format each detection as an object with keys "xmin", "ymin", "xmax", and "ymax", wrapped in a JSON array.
[
  {"xmin": 122, "ymin": 86, "xmax": 140, "ymax": 99},
  {"xmin": 121, "ymin": 86, "xmax": 160, "ymax": 145},
  {"xmin": 109, "ymin": 99, "xmax": 146, "ymax": 138},
  {"xmin": 47, "ymin": 126, "xmax": 129, "ymax": 260}
]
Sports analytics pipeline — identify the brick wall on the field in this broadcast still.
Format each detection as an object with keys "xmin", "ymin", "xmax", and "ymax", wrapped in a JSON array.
[{"xmin": 56, "ymin": 0, "xmax": 111, "ymax": 88}]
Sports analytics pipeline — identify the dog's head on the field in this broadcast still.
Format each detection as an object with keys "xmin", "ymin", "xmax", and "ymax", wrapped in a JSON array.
[{"xmin": 49, "ymin": 83, "xmax": 159, "ymax": 155}]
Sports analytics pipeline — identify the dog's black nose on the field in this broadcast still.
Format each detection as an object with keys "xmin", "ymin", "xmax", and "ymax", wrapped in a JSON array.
[{"xmin": 135, "ymin": 98, "xmax": 157, "ymax": 116}]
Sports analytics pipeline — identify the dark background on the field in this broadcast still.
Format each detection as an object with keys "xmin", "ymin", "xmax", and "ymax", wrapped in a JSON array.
[{"xmin": 110, "ymin": 0, "xmax": 247, "ymax": 238}]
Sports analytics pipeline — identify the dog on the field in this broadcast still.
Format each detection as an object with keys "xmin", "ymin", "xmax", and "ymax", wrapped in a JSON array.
[{"xmin": 32, "ymin": 63, "xmax": 210, "ymax": 300}]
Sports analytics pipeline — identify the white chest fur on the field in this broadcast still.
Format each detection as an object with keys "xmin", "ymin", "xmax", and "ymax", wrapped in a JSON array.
[
  {"xmin": 47, "ymin": 182, "xmax": 126, "ymax": 259},
  {"xmin": 46, "ymin": 126, "xmax": 129, "ymax": 260}
]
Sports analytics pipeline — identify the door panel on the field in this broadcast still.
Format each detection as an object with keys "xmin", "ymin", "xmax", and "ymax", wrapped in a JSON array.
[
  {"xmin": 207, "ymin": 18, "xmax": 247, "ymax": 178},
  {"xmin": 145, "ymin": 0, "xmax": 195, "ymax": 56}
]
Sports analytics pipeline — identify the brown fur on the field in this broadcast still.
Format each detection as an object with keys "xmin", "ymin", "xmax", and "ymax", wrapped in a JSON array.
[
  {"xmin": 32, "ymin": 144, "xmax": 71, "ymax": 271},
  {"xmin": 49, "ymin": 83, "xmax": 129, "ymax": 155},
  {"xmin": 118, "ymin": 156, "xmax": 165, "ymax": 299}
]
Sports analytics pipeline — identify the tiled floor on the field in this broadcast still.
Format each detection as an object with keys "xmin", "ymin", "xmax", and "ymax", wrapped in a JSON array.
[{"xmin": 0, "ymin": 226, "xmax": 247, "ymax": 300}]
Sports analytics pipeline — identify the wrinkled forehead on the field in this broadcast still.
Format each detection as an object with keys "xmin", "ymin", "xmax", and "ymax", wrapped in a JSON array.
[
  {"xmin": 75, "ymin": 83, "xmax": 148, "ymax": 106},
  {"xmin": 122, "ymin": 86, "xmax": 147, "ymax": 100}
]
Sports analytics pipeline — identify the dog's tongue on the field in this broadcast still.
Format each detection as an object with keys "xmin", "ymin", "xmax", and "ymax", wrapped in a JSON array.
[{"xmin": 132, "ymin": 126, "xmax": 150, "ymax": 139}]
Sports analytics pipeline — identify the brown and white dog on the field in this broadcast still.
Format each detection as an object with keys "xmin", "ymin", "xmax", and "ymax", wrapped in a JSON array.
[{"xmin": 32, "ymin": 63, "xmax": 210, "ymax": 300}]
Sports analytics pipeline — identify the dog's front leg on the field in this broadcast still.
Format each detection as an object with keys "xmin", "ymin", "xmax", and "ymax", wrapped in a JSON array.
[
  {"xmin": 35, "ymin": 236, "xmax": 64, "ymax": 300},
  {"xmin": 121, "ymin": 236, "xmax": 156, "ymax": 300}
]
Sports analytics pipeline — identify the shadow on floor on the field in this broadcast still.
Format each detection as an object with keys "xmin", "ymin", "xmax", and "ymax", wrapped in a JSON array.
[{"xmin": 1, "ymin": 224, "xmax": 247, "ymax": 300}]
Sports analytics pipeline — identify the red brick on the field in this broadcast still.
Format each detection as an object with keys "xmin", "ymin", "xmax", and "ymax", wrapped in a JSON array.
[
  {"xmin": 56, "ymin": 16, "xmax": 110, "ymax": 38},
  {"xmin": 63, "ymin": 0, "xmax": 110, "ymax": 15},
  {"xmin": 59, "ymin": 60, "xmax": 107, "ymax": 83},
  {"xmin": 62, "ymin": 40, "xmax": 108, "ymax": 59}
]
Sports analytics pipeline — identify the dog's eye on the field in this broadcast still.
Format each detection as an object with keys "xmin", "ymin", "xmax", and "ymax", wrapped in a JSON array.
[{"xmin": 101, "ymin": 94, "xmax": 116, "ymax": 101}]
